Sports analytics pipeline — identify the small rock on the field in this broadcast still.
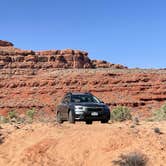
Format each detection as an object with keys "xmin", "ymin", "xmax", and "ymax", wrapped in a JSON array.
[
  {"xmin": 14, "ymin": 125, "xmax": 20, "ymax": 129},
  {"xmin": 130, "ymin": 125, "xmax": 135, "ymax": 128},
  {"xmin": 0, "ymin": 133, "xmax": 4, "ymax": 144},
  {"xmin": 132, "ymin": 117, "xmax": 139, "ymax": 125},
  {"xmin": 154, "ymin": 127, "xmax": 162, "ymax": 134},
  {"xmin": 10, "ymin": 118, "xmax": 17, "ymax": 123}
]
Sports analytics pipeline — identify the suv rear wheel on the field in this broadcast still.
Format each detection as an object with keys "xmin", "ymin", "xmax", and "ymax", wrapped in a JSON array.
[
  {"xmin": 56, "ymin": 112, "xmax": 63, "ymax": 124},
  {"xmin": 68, "ymin": 110, "xmax": 75, "ymax": 124}
]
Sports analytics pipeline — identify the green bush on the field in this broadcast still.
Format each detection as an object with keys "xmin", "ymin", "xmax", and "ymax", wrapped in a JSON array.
[
  {"xmin": 0, "ymin": 116, "xmax": 9, "ymax": 123},
  {"xmin": 26, "ymin": 108, "xmax": 36, "ymax": 122},
  {"xmin": 149, "ymin": 103, "xmax": 166, "ymax": 121},
  {"xmin": 8, "ymin": 110, "xmax": 18, "ymax": 119},
  {"xmin": 112, "ymin": 152, "xmax": 148, "ymax": 166},
  {"xmin": 111, "ymin": 106, "xmax": 132, "ymax": 122}
]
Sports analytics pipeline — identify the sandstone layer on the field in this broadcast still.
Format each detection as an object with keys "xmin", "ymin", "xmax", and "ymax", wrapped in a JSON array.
[
  {"xmin": 0, "ymin": 40, "xmax": 165, "ymax": 117},
  {"xmin": 0, "ymin": 40, "xmax": 13, "ymax": 47},
  {"xmin": 0, "ymin": 40, "xmax": 126, "ymax": 69},
  {"xmin": 0, "ymin": 68, "xmax": 166, "ymax": 118}
]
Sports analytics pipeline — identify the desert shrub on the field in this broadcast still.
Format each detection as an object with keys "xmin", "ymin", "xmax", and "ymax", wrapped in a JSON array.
[
  {"xmin": 26, "ymin": 108, "xmax": 36, "ymax": 123},
  {"xmin": 8, "ymin": 110, "xmax": 18, "ymax": 120},
  {"xmin": 16, "ymin": 116, "xmax": 26, "ymax": 124},
  {"xmin": 0, "ymin": 116, "xmax": 9, "ymax": 123},
  {"xmin": 111, "ymin": 106, "xmax": 132, "ymax": 122},
  {"xmin": 149, "ymin": 103, "xmax": 166, "ymax": 121},
  {"xmin": 112, "ymin": 152, "xmax": 148, "ymax": 166},
  {"xmin": 37, "ymin": 110, "xmax": 54, "ymax": 123}
]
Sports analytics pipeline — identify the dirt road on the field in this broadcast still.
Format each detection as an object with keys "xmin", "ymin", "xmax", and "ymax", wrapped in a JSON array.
[{"xmin": 0, "ymin": 121, "xmax": 166, "ymax": 166}]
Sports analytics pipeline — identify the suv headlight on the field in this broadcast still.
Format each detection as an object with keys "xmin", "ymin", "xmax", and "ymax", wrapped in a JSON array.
[
  {"xmin": 74, "ymin": 106, "xmax": 86, "ymax": 114},
  {"xmin": 75, "ymin": 106, "xmax": 84, "ymax": 110}
]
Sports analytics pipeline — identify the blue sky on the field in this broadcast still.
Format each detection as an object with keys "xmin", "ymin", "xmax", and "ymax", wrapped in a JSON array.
[{"xmin": 0, "ymin": 0, "xmax": 165, "ymax": 68}]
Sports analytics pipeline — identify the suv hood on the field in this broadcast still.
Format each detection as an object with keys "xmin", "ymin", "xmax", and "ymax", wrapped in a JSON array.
[{"xmin": 73, "ymin": 102, "xmax": 106, "ymax": 107}]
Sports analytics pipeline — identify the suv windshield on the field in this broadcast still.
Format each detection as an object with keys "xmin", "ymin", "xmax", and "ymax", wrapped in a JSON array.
[{"xmin": 71, "ymin": 95, "xmax": 100, "ymax": 103}]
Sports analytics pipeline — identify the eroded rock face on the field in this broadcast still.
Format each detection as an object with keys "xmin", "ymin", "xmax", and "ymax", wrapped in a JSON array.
[
  {"xmin": 0, "ymin": 68, "xmax": 166, "ymax": 118},
  {"xmin": 0, "ymin": 40, "xmax": 14, "ymax": 47},
  {"xmin": 0, "ymin": 48, "xmax": 92, "ymax": 69},
  {"xmin": 92, "ymin": 60, "xmax": 128, "ymax": 69},
  {"xmin": 0, "ymin": 41, "xmax": 127, "ymax": 69}
]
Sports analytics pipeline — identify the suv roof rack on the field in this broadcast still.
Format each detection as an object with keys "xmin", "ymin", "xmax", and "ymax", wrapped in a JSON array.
[{"xmin": 66, "ymin": 92, "xmax": 93, "ymax": 96}]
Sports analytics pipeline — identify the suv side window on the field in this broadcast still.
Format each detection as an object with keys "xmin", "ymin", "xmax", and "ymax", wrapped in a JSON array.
[{"xmin": 62, "ymin": 95, "xmax": 70, "ymax": 104}]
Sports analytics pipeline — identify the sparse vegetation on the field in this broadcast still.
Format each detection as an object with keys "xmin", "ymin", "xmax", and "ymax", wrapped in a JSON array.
[
  {"xmin": 111, "ymin": 106, "xmax": 132, "ymax": 122},
  {"xmin": 26, "ymin": 108, "xmax": 36, "ymax": 123},
  {"xmin": 0, "ymin": 116, "xmax": 8, "ymax": 123},
  {"xmin": 1, "ymin": 112, "xmax": 26, "ymax": 124},
  {"xmin": 148, "ymin": 103, "xmax": 166, "ymax": 121},
  {"xmin": 8, "ymin": 110, "xmax": 18, "ymax": 120},
  {"xmin": 112, "ymin": 152, "xmax": 148, "ymax": 166},
  {"xmin": 16, "ymin": 116, "xmax": 26, "ymax": 124},
  {"xmin": 37, "ymin": 110, "xmax": 54, "ymax": 123}
]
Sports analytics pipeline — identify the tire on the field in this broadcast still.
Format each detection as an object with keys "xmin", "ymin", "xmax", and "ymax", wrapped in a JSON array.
[
  {"xmin": 68, "ymin": 111, "xmax": 75, "ymax": 124},
  {"xmin": 86, "ymin": 120, "xmax": 92, "ymax": 125},
  {"xmin": 56, "ymin": 112, "xmax": 63, "ymax": 124},
  {"xmin": 101, "ymin": 119, "xmax": 109, "ymax": 124}
]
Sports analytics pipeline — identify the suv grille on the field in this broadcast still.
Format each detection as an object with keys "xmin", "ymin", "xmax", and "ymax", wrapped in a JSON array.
[{"xmin": 87, "ymin": 107, "xmax": 103, "ymax": 112}]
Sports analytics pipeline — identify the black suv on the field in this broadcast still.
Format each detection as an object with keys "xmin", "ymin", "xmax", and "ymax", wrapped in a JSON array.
[{"xmin": 56, "ymin": 92, "xmax": 110, "ymax": 124}]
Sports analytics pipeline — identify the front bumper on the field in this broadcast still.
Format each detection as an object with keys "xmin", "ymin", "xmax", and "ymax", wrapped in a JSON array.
[{"xmin": 74, "ymin": 108, "xmax": 110, "ymax": 121}]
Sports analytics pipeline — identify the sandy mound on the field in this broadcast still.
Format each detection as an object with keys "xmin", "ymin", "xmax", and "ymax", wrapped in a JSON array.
[{"xmin": 0, "ymin": 121, "xmax": 166, "ymax": 166}]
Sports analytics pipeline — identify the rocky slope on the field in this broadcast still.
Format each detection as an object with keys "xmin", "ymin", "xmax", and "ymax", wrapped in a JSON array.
[
  {"xmin": 0, "ymin": 68, "xmax": 166, "ymax": 118},
  {"xmin": 0, "ymin": 40, "xmax": 166, "ymax": 117}
]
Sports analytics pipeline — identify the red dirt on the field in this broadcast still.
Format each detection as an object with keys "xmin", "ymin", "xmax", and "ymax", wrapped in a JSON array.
[{"xmin": 0, "ymin": 121, "xmax": 166, "ymax": 166}]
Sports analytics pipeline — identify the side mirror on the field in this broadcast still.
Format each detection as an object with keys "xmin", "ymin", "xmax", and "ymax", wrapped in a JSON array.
[{"xmin": 64, "ymin": 100, "xmax": 69, "ymax": 104}]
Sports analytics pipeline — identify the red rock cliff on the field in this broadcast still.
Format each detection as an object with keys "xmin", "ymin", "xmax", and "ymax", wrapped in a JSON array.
[
  {"xmin": 0, "ymin": 40, "xmax": 127, "ymax": 69},
  {"xmin": 0, "ymin": 40, "xmax": 14, "ymax": 47}
]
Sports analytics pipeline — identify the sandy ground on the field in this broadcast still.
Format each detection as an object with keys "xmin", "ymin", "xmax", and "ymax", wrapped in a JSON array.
[{"xmin": 0, "ymin": 121, "xmax": 166, "ymax": 166}]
